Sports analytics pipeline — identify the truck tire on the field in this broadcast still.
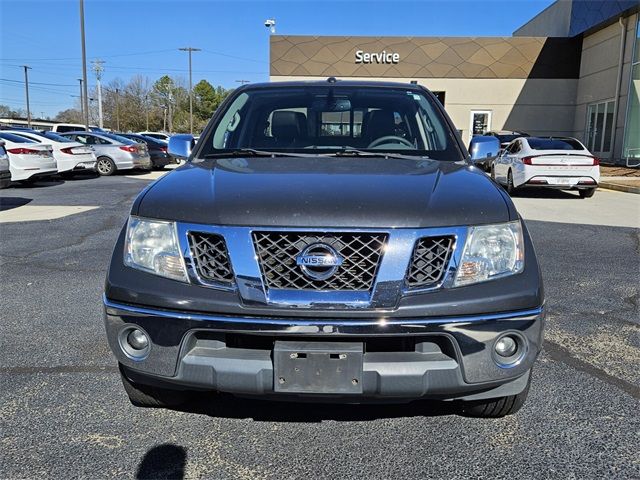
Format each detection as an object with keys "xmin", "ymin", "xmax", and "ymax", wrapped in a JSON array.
[
  {"xmin": 460, "ymin": 372, "xmax": 531, "ymax": 418},
  {"xmin": 119, "ymin": 363, "xmax": 191, "ymax": 408}
]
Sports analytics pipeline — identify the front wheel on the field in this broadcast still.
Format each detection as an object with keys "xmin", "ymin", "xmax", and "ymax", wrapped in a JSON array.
[
  {"xmin": 96, "ymin": 156, "xmax": 116, "ymax": 176},
  {"xmin": 119, "ymin": 363, "xmax": 191, "ymax": 408},
  {"xmin": 579, "ymin": 188, "xmax": 596, "ymax": 199},
  {"xmin": 461, "ymin": 372, "xmax": 531, "ymax": 418},
  {"xmin": 506, "ymin": 170, "xmax": 517, "ymax": 196}
]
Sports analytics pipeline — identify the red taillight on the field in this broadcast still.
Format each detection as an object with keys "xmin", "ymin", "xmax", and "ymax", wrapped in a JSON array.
[
  {"xmin": 159, "ymin": 146, "xmax": 167, "ymax": 152},
  {"xmin": 592, "ymin": 156, "xmax": 600, "ymax": 166},
  {"xmin": 119, "ymin": 145, "xmax": 137, "ymax": 153},
  {"xmin": 60, "ymin": 147, "xmax": 80, "ymax": 154},
  {"xmin": 7, "ymin": 147, "xmax": 40, "ymax": 155},
  {"xmin": 522, "ymin": 156, "xmax": 534, "ymax": 165}
]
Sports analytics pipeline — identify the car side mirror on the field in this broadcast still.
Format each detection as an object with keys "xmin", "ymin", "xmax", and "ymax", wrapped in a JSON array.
[
  {"xmin": 468, "ymin": 136, "xmax": 500, "ymax": 164},
  {"xmin": 168, "ymin": 134, "xmax": 195, "ymax": 160}
]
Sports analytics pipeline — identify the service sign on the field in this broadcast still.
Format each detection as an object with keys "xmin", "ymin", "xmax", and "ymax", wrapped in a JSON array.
[{"xmin": 355, "ymin": 50, "xmax": 400, "ymax": 64}]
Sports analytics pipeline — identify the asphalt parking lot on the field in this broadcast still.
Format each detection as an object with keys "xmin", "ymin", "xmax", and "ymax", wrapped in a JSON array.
[{"xmin": 1, "ymin": 170, "xmax": 639, "ymax": 479}]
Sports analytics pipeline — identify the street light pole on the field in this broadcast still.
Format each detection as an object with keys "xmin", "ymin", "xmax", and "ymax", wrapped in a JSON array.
[
  {"xmin": 79, "ymin": 0, "xmax": 90, "ymax": 130},
  {"xmin": 179, "ymin": 47, "xmax": 201, "ymax": 134},
  {"xmin": 22, "ymin": 65, "xmax": 32, "ymax": 127}
]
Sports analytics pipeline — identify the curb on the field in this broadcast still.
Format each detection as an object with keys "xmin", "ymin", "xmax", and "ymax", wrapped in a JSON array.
[{"xmin": 599, "ymin": 182, "xmax": 640, "ymax": 194}]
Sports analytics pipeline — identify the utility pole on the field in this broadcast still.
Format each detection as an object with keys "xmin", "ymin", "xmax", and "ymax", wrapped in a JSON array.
[
  {"xmin": 78, "ymin": 78, "xmax": 84, "ymax": 119},
  {"xmin": 115, "ymin": 88, "xmax": 120, "ymax": 131},
  {"xmin": 79, "ymin": 0, "xmax": 90, "ymax": 130},
  {"xmin": 22, "ymin": 65, "xmax": 32, "ymax": 127},
  {"xmin": 162, "ymin": 106, "xmax": 167, "ymax": 132},
  {"xmin": 179, "ymin": 47, "xmax": 201, "ymax": 134},
  {"xmin": 91, "ymin": 59, "xmax": 104, "ymax": 129},
  {"xmin": 236, "ymin": 79, "xmax": 250, "ymax": 85},
  {"xmin": 145, "ymin": 94, "xmax": 149, "ymax": 131}
]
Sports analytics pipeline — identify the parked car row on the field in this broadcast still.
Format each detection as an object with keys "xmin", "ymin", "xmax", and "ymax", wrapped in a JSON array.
[
  {"xmin": 470, "ymin": 133, "xmax": 600, "ymax": 199},
  {"xmin": 0, "ymin": 129, "xmax": 179, "ymax": 187}
]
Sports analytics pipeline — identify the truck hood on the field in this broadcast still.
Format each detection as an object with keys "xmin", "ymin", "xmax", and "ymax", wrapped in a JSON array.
[{"xmin": 135, "ymin": 156, "xmax": 515, "ymax": 228}]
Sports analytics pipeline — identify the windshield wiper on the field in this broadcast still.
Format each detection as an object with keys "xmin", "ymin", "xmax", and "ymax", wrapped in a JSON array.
[
  {"xmin": 203, "ymin": 148, "xmax": 321, "ymax": 159},
  {"xmin": 329, "ymin": 148, "xmax": 430, "ymax": 160}
]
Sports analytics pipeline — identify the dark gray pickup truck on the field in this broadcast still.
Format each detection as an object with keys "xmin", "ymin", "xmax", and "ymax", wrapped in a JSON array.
[{"xmin": 104, "ymin": 80, "xmax": 544, "ymax": 417}]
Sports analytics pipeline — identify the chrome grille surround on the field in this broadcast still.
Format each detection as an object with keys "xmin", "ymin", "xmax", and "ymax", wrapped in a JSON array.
[
  {"xmin": 252, "ymin": 232, "xmax": 387, "ymax": 291},
  {"xmin": 406, "ymin": 236, "xmax": 455, "ymax": 289},
  {"xmin": 176, "ymin": 224, "xmax": 468, "ymax": 309},
  {"xmin": 187, "ymin": 232, "xmax": 235, "ymax": 287}
]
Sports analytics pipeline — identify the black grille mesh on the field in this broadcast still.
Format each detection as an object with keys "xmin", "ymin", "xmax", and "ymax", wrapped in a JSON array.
[
  {"xmin": 188, "ymin": 232, "xmax": 234, "ymax": 285},
  {"xmin": 406, "ymin": 236, "xmax": 454, "ymax": 288},
  {"xmin": 253, "ymin": 232, "xmax": 387, "ymax": 291}
]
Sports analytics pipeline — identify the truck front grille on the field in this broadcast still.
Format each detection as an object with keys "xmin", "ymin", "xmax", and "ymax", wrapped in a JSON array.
[
  {"xmin": 406, "ymin": 236, "xmax": 455, "ymax": 288},
  {"xmin": 188, "ymin": 232, "xmax": 234, "ymax": 285},
  {"xmin": 252, "ymin": 232, "xmax": 387, "ymax": 291}
]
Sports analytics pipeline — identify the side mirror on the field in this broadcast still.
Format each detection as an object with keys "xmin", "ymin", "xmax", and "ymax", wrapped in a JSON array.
[
  {"xmin": 468, "ymin": 136, "xmax": 500, "ymax": 164},
  {"xmin": 168, "ymin": 134, "xmax": 195, "ymax": 160}
]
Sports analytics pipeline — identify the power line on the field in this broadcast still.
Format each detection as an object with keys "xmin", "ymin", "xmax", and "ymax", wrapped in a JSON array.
[{"xmin": 0, "ymin": 78, "xmax": 78, "ymax": 87}]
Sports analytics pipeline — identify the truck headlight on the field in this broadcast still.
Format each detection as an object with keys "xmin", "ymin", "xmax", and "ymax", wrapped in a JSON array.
[
  {"xmin": 454, "ymin": 221, "xmax": 524, "ymax": 286},
  {"xmin": 124, "ymin": 216, "xmax": 187, "ymax": 282}
]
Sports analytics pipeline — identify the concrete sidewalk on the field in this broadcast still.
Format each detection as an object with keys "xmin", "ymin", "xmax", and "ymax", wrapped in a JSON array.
[{"xmin": 599, "ymin": 177, "xmax": 640, "ymax": 194}]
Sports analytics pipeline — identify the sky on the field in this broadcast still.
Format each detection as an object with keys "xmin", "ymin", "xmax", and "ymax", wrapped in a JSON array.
[{"xmin": 0, "ymin": 0, "xmax": 555, "ymax": 118}]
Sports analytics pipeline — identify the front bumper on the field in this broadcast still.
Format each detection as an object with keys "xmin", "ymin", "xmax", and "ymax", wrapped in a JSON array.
[{"xmin": 105, "ymin": 298, "xmax": 544, "ymax": 401}]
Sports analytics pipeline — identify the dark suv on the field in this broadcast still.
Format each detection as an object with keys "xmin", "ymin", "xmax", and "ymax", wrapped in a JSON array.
[{"xmin": 104, "ymin": 80, "xmax": 544, "ymax": 417}]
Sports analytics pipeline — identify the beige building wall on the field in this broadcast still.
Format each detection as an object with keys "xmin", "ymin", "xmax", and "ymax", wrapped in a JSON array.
[
  {"xmin": 572, "ymin": 13, "xmax": 638, "ymax": 159},
  {"xmin": 270, "ymin": 75, "xmax": 577, "ymax": 145}
]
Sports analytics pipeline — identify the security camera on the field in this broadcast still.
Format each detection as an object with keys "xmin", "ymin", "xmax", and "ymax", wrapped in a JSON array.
[{"xmin": 264, "ymin": 18, "xmax": 276, "ymax": 33}]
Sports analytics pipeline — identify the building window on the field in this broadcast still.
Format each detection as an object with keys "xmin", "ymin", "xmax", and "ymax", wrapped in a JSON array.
[
  {"xmin": 585, "ymin": 100, "xmax": 615, "ymax": 155},
  {"xmin": 622, "ymin": 16, "xmax": 640, "ymax": 165}
]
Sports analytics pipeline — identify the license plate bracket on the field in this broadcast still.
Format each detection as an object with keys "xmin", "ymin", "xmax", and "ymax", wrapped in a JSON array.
[{"xmin": 273, "ymin": 341, "xmax": 363, "ymax": 394}]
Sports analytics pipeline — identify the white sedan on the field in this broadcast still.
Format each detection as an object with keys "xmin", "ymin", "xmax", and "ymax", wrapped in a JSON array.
[
  {"xmin": 6, "ymin": 130, "xmax": 96, "ymax": 174},
  {"xmin": 0, "ymin": 132, "xmax": 57, "ymax": 182},
  {"xmin": 492, "ymin": 137, "xmax": 600, "ymax": 198}
]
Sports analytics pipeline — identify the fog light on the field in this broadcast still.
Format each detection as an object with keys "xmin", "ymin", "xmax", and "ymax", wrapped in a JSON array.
[
  {"xmin": 127, "ymin": 329, "xmax": 149, "ymax": 350},
  {"xmin": 495, "ymin": 335, "xmax": 518, "ymax": 357}
]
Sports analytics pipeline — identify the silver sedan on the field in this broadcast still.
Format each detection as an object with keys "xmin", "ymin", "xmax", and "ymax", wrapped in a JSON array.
[{"xmin": 60, "ymin": 131, "xmax": 152, "ymax": 176}]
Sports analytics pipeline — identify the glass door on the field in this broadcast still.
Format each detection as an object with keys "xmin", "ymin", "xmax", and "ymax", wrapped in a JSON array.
[
  {"xmin": 469, "ymin": 110, "xmax": 491, "ymax": 143},
  {"xmin": 586, "ymin": 100, "xmax": 615, "ymax": 158}
]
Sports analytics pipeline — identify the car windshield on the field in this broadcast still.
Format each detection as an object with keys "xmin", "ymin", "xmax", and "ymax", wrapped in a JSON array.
[
  {"xmin": 0, "ymin": 132, "xmax": 37, "ymax": 143},
  {"xmin": 100, "ymin": 132, "xmax": 136, "ymax": 145},
  {"xmin": 497, "ymin": 134, "xmax": 525, "ymax": 143},
  {"xmin": 198, "ymin": 86, "xmax": 462, "ymax": 161},
  {"xmin": 37, "ymin": 131, "xmax": 75, "ymax": 143},
  {"xmin": 527, "ymin": 138, "xmax": 584, "ymax": 150}
]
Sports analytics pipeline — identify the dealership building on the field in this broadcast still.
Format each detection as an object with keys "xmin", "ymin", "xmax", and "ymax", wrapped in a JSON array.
[{"xmin": 270, "ymin": 0, "xmax": 639, "ymax": 164}]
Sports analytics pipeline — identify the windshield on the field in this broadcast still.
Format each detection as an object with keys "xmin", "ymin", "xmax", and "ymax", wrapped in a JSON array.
[
  {"xmin": 527, "ymin": 138, "xmax": 584, "ymax": 151},
  {"xmin": 198, "ymin": 86, "xmax": 462, "ymax": 161},
  {"xmin": 497, "ymin": 134, "xmax": 526, "ymax": 144},
  {"xmin": 101, "ymin": 132, "xmax": 136, "ymax": 145},
  {"xmin": 0, "ymin": 132, "xmax": 37, "ymax": 143},
  {"xmin": 38, "ymin": 131, "xmax": 74, "ymax": 143}
]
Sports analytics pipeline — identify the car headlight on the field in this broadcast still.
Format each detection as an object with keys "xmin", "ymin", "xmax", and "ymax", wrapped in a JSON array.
[
  {"xmin": 454, "ymin": 221, "xmax": 524, "ymax": 286},
  {"xmin": 124, "ymin": 216, "xmax": 188, "ymax": 282}
]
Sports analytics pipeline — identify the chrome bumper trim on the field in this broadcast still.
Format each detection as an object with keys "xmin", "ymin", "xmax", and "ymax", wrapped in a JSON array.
[{"xmin": 104, "ymin": 295, "xmax": 543, "ymax": 330}]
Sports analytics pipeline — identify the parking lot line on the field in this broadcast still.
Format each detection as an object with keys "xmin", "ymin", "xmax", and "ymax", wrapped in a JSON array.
[{"xmin": 0, "ymin": 205, "xmax": 99, "ymax": 223}]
